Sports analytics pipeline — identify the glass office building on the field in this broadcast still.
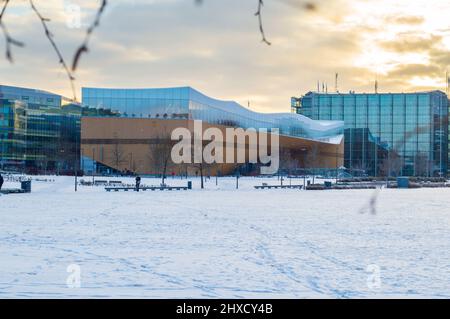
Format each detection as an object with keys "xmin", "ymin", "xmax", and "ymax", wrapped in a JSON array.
[
  {"xmin": 293, "ymin": 91, "xmax": 449, "ymax": 176},
  {"xmin": 0, "ymin": 85, "xmax": 82, "ymax": 173},
  {"xmin": 82, "ymin": 87, "xmax": 344, "ymax": 142},
  {"xmin": 81, "ymin": 87, "xmax": 344, "ymax": 176}
]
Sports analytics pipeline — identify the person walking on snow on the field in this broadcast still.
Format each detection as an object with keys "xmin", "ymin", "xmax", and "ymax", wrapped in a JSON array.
[
  {"xmin": 0, "ymin": 172, "xmax": 4, "ymax": 191},
  {"xmin": 135, "ymin": 176, "xmax": 141, "ymax": 192}
]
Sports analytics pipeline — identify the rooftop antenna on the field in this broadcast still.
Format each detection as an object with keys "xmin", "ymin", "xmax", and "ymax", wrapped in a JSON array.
[
  {"xmin": 317, "ymin": 81, "xmax": 320, "ymax": 92},
  {"xmin": 375, "ymin": 70, "xmax": 379, "ymax": 94},
  {"xmin": 446, "ymin": 70, "xmax": 449, "ymax": 95},
  {"xmin": 326, "ymin": 83, "xmax": 328, "ymax": 94},
  {"xmin": 335, "ymin": 73, "xmax": 339, "ymax": 93}
]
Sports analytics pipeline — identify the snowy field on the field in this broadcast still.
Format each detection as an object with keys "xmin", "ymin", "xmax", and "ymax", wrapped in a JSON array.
[{"xmin": 1, "ymin": 175, "xmax": 450, "ymax": 298}]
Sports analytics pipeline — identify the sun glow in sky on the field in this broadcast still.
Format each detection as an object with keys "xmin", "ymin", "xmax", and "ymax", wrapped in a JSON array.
[
  {"xmin": 350, "ymin": 0, "xmax": 450, "ymax": 73},
  {"xmin": 0, "ymin": 0, "xmax": 449, "ymax": 112}
]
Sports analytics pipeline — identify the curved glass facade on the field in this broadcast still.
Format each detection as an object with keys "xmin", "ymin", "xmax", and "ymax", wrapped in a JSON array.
[{"xmin": 82, "ymin": 87, "xmax": 344, "ymax": 143}]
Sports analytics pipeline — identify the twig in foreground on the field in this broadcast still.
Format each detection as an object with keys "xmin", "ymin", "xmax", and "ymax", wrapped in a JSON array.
[
  {"xmin": 72, "ymin": 0, "xmax": 108, "ymax": 72},
  {"xmin": 1, "ymin": 0, "xmax": 24, "ymax": 62},
  {"xmin": 255, "ymin": 0, "xmax": 271, "ymax": 45}
]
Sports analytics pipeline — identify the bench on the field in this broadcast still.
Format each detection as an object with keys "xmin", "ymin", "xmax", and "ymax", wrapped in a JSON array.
[
  {"xmin": 0, "ymin": 188, "xmax": 28, "ymax": 194},
  {"xmin": 105, "ymin": 186, "xmax": 189, "ymax": 192},
  {"xmin": 254, "ymin": 185, "xmax": 304, "ymax": 190}
]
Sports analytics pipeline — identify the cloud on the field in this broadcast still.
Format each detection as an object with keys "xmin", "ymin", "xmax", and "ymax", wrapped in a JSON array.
[
  {"xmin": 380, "ymin": 34, "xmax": 442, "ymax": 53},
  {"xmin": 379, "ymin": 41, "xmax": 449, "ymax": 92},
  {"xmin": 385, "ymin": 15, "xmax": 425, "ymax": 25},
  {"xmin": 387, "ymin": 64, "xmax": 441, "ymax": 78},
  {"xmin": 430, "ymin": 47, "xmax": 450, "ymax": 66},
  {"xmin": 0, "ymin": 0, "xmax": 449, "ymax": 113}
]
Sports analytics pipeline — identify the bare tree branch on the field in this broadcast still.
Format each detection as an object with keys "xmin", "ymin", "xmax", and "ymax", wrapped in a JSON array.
[
  {"xmin": 196, "ymin": 0, "xmax": 273, "ymax": 45},
  {"xmin": 255, "ymin": 0, "xmax": 271, "ymax": 45},
  {"xmin": 72, "ymin": 0, "xmax": 108, "ymax": 72},
  {"xmin": 29, "ymin": 0, "xmax": 77, "ymax": 101},
  {"xmin": 2, "ymin": 0, "xmax": 283, "ymax": 99},
  {"xmin": 0, "ymin": 0, "xmax": 24, "ymax": 62}
]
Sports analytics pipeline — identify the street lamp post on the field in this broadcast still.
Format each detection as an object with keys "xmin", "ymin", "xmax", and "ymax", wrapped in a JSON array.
[
  {"xmin": 92, "ymin": 147, "xmax": 95, "ymax": 184},
  {"xmin": 74, "ymin": 132, "xmax": 79, "ymax": 192},
  {"xmin": 387, "ymin": 151, "xmax": 391, "ymax": 187},
  {"xmin": 335, "ymin": 146, "xmax": 338, "ymax": 184},
  {"xmin": 301, "ymin": 148, "xmax": 307, "ymax": 188},
  {"xmin": 129, "ymin": 152, "xmax": 133, "ymax": 174}
]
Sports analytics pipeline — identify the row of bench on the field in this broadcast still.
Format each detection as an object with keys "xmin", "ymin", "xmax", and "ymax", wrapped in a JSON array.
[
  {"xmin": 105, "ymin": 186, "xmax": 189, "ymax": 192},
  {"xmin": 80, "ymin": 180, "xmax": 123, "ymax": 186},
  {"xmin": 254, "ymin": 185, "xmax": 304, "ymax": 190}
]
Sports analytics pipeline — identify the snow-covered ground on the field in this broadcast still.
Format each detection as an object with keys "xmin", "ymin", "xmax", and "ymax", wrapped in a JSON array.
[{"xmin": 1, "ymin": 175, "xmax": 450, "ymax": 298}]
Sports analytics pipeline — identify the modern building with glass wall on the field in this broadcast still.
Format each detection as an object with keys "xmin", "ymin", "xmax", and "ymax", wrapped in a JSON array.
[
  {"xmin": 292, "ymin": 91, "xmax": 449, "ymax": 177},
  {"xmin": 82, "ymin": 87, "xmax": 344, "ymax": 142},
  {"xmin": 81, "ymin": 87, "xmax": 345, "ymax": 175},
  {"xmin": 1, "ymin": 84, "xmax": 345, "ymax": 176},
  {"xmin": 0, "ymin": 85, "xmax": 82, "ymax": 173}
]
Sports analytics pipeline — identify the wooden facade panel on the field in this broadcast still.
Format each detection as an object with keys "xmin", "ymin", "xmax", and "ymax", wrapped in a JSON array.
[{"xmin": 81, "ymin": 118, "xmax": 344, "ymax": 175}]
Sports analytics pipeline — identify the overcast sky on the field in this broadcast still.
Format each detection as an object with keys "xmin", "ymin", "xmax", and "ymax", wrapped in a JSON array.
[{"xmin": 1, "ymin": 0, "xmax": 449, "ymax": 112}]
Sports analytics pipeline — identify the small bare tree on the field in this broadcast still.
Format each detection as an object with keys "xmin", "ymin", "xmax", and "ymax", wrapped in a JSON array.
[
  {"xmin": 148, "ymin": 132, "xmax": 173, "ymax": 185},
  {"xmin": 352, "ymin": 159, "xmax": 373, "ymax": 177},
  {"xmin": 280, "ymin": 147, "xmax": 299, "ymax": 175},
  {"xmin": 378, "ymin": 156, "xmax": 389, "ymax": 178},
  {"xmin": 189, "ymin": 132, "xmax": 212, "ymax": 189},
  {"xmin": 378, "ymin": 150, "xmax": 403, "ymax": 178},
  {"xmin": 390, "ymin": 152, "xmax": 403, "ymax": 177},
  {"xmin": 109, "ymin": 134, "xmax": 127, "ymax": 172},
  {"xmin": 192, "ymin": 161, "xmax": 205, "ymax": 189},
  {"xmin": 414, "ymin": 152, "xmax": 430, "ymax": 177},
  {"xmin": 304, "ymin": 144, "xmax": 320, "ymax": 184}
]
